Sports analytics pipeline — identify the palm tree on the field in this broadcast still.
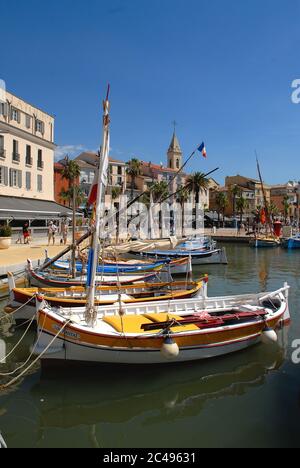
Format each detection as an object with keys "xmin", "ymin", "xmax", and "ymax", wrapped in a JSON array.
[
  {"xmin": 61, "ymin": 156, "xmax": 81, "ymax": 277},
  {"xmin": 230, "ymin": 185, "xmax": 242, "ymax": 224},
  {"xmin": 59, "ymin": 186, "xmax": 86, "ymax": 208},
  {"xmin": 215, "ymin": 192, "xmax": 228, "ymax": 227},
  {"xmin": 126, "ymin": 158, "xmax": 141, "ymax": 201},
  {"xmin": 150, "ymin": 181, "xmax": 169, "ymax": 237},
  {"xmin": 282, "ymin": 195, "xmax": 290, "ymax": 224},
  {"xmin": 236, "ymin": 196, "xmax": 249, "ymax": 225},
  {"xmin": 186, "ymin": 172, "xmax": 209, "ymax": 206},
  {"xmin": 177, "ymin": 185, "xmax": 190, "ymax": 236}
]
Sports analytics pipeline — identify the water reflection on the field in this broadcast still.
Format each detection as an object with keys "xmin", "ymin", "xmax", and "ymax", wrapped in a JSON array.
[{"xmin": 0, "ymin": 337, "xmax": 287, "ymax": 447}]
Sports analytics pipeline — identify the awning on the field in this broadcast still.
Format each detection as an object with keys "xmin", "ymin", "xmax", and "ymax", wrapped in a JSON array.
[{"xmin": 0, "ymin": 195, "xmax": 82, "ymax": 220}]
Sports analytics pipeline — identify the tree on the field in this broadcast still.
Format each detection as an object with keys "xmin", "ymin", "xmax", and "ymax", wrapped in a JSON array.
[
  {"xmin": 186, "ymin": 172, "xmax": 209, "ymax": 206},
  {"xmin": 282, "ymin": 195, "xmax": 290, "ymax": 224},
  {"xmin": 177, "ymin": 185, "xmax": 190, "ymax": 236},
  {"xmin": 150, "ymin": 181, "xmax": 169, "ymax": 237},
  {"xmin": 230, "ymin": 185, "xmax": 242, "ymax": 222},
  {"xmin": 60, "ymin": 156, "xmax": 81, "ymax": 277},
  {"xmin": 59, "ymin": 186, "xmax": 86, "ymax": 208},
  {"xmin": 236, "ymin": 196, "xmax": 249, "ymax": 225},
  {"xmin": 126, "ymin": 158, "xmax": 142, "ymax": 201},
  {"xmin": 215, "ymin": 192, "xmax": 228, "ymax": 227}
]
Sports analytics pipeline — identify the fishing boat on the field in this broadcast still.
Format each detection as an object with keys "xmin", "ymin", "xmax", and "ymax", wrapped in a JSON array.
[
  {"xmin": 249, "ymin": 237, "xmax": 281, "ymax": 248},
  {"xmin": 34, "ymin": 282, "xmax": 290, "ymax": 365},
  {"xmin": 52, "ymin": 258, "xmax": 166, "ymax": 274},
  {"xmin": 131, "ymin": 246, "xmax": 228, "ymax": 265},
  {"xmin": 26, "ymin": 260, "xmax": 160, "ymax": 288},
  {"xmin": 5, "ymin": 275, "xmax": 205, "ymax": 321},
  {"xmin": 281, "ymin": 233, "xmax": 300, "ymax": 250},
  {"xmin": 32, "ymin": 88, "xmax": 290, "ymax": 367},
  {"xmin": 52, "ymin": 257, "xmax": 188, "ymax": 275},
  {"xmin": 250, "ymin": 158, "xmax": 280, "ymax": 249},
  {"xmin": 178, "ymin": 236, "xmax": 217, "ymax": 251}
]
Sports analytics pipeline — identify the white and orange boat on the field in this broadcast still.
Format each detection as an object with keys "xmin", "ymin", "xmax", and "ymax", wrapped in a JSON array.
[{"xmin": 34, "ymin": 283, "xmax": 290, "ymax": 365}]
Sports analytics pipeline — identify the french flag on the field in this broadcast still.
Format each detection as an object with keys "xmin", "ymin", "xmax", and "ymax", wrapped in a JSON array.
[{"xmin": 198, "ymin": 142, "xmax": 207, "ymax": 158}]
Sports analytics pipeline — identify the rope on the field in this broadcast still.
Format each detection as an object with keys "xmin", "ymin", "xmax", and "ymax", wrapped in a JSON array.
[
  {"xmin": 0, "ymin": 295, "xmax": 36, "ymax": 322},
  {"xmin": 0, "ymin": 311, "xmax": 36, "ymax": 364},
  {"xmin": 0, "ymin": 311, "xmax": 47, "ymax": 377},
  {"xmin": 0, "ymin": 319, "xmax": 71, "ymax": 390}
]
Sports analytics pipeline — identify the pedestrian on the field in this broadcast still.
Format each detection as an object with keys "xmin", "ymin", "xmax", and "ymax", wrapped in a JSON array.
[
  {"xmin": 61, "ymin": 221, "xmax": 69, "ymax": 245},
  {"xmin": 48, "ymin": 221, "xmax": 57, "ymax": 246},
  {"xmin": 23, "ymin": 222, "xmax": 30, "ymax": 244}
]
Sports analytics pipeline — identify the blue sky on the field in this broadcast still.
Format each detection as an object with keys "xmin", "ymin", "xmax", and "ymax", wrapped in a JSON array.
[{"xmin": 1, "ymin": 0, "xmax": 300, "ymax": 184}]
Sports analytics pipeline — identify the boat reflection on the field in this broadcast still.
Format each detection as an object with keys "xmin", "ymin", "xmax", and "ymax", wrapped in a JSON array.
[
  {"xmin": 0, "ymin": 329, "xmax": 289, "ymax": 447},
  {"xmin": 33, "ymin": 342, "xmax": 286, "ymax": 427}
]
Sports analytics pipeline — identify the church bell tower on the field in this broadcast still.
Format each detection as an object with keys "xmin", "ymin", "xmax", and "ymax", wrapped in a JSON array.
[{"xmin": 167, "ymin": 130, "xmax": 183, "ymax": 170}]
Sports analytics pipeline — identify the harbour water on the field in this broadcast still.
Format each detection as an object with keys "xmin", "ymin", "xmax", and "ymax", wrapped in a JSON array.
[{"xmin": 0, "ymin": 243, "xmax": 299, "ymax": 448}]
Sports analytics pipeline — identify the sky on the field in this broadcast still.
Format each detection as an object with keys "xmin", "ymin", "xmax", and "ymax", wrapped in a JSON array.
[{"xmin": 1, "ymin": 0, "xmax": 300, "ymax": 185}]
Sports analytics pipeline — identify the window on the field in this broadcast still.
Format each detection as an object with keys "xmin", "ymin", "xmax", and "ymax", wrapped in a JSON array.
[
  {"xmin": 0, "ymin": 102, "xmax": 8, "ymax": 116},
  {"xmin": 26, "ymin": 172, "xmax": 31, "ymax": 190},
  {"xmin": 176, "ymin": 159, "xmax": 180, "ymax": 169},
  {"xmin": 9, "ymin": 168, "xmax": 22, "ymax": 188},
  {"xmin": 35, "ymin": 119, "xmax": 44, "ymax": 133},
  {"xmin": 118, "ymin": 166, "xmax": 122, "ymax": 175},
  {"xmin": 0, "ymin": 136, "xmax": 4, "ymax": 159},
  {"xmin": 25, "ymin": 115, "xmax": 31, "ymax": 129},
  {"xmin": 37, "ymin": 174, "xmax": 43, "ymax": 192},
  {"xmin": 26, "ymin": 145, "xmax": 32, "ymax": 165},
  {"xmin": 11, "ymin": 107, "xmax": 20, "ymax": 123},
  {"xmin": 12, "ymin": 140, "xmax": 20, "ymax": 162},
  {"xmin": 117, "ymin": 177, "xmax": 122, "ymax": 185},
  {"xmin": 0, "ymin": 166, "xmax": 8, "ymax": 185},
  {"xmin": 37, "ymin": 149, "xmax": 43, "ymax": 168}
]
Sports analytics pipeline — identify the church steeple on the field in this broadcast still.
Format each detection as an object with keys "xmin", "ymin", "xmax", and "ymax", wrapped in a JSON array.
[{"xmin": 167, "ymin": 131, "xmax": 182, "ymax": 170}]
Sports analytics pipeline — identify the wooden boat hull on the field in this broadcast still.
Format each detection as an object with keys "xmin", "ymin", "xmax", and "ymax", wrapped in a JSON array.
[
  {"xmin": 26, "ymin": 261, "xmax": 159, "ymax": 288},
  {"xmin": 282, "ymin": 238, "xmax": 300, "ymax": 250},
  {"xmin": 53, "ymin": 259, "xmax": 167, "ymax": 274},
  {"xmin": 7, "ymin": 280, "xmax": 205, "ymax": 321},
  {"xmin": 249, "ymin": 238, "xmax": 280, "ymax": 248},
  {"xmin": 33, "ymin": 285, "xmax": 290, "ymax": 365},
  {"xmin": 130, "ymin": 248, "xmax": 228, "ymax": 265}
]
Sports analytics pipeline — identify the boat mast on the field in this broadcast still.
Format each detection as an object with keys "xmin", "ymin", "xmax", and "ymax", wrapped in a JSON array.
[
  {"xmin": 256, "ymin": 155, "xmax": 272, "ymax": 236},
  {"xmin": 85, "ymin": 86, "xmax": 110, "ymax": 326}
]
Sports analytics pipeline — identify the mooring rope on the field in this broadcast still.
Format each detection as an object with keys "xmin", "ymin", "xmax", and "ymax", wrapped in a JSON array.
[
  {"xmin": 0, "ymin": 311, "xmax": 47, "ymax": 377},
  {"xmin": 0, "ymin": 311, "xmax": 36, "ymax": 365},
  {"xmin": 0, "ymin": 295, "xmax": 36, "ymax": 322},
  {"xmin": 0, "ymin": 319, "xmax": 71, "ymax": 391}
]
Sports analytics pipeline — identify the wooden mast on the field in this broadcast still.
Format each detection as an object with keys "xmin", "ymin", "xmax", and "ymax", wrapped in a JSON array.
[
  {"xmin": 85, "ymin": 86, "xmax": 110, "ymax": 326},
  {"xmin": 256, "ymin": 155, "xmax": 272, "ymax": 237}
]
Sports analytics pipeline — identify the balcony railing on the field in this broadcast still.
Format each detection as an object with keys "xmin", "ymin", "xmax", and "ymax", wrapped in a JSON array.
[
  {"xmin": 26, "ymin": 157, "xmax": 33, "ymax": 166},
  {"xmin": 12, "ymin": 152, "xmax": 20, "ymax": 163},
  {"xmin": 0, "ymin": 149, "xmax": 6, "ymax": 160},
  {"xmin": 37, "ymin": 161, "xmax": 44, "ymax": 169}
]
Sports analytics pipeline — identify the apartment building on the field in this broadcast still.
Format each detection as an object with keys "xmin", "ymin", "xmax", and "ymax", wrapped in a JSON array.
[
  {"xmin": 0, "ymin": 90, "xmax": 55, "ymax": 201},
  {"xmin": 225, "ymin": 175, "xmax": 271, "ymax": 212}
]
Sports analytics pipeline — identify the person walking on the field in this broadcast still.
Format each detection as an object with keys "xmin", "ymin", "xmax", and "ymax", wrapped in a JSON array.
[
  {"xmin": 48, "ymin": 221, "xmax": 57, "ymax": 246},
  {"xmin": 22, "ymin": 222, "xmax": 30, "ymax": 244}
]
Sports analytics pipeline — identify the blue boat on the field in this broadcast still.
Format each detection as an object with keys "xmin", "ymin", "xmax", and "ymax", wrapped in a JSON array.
[
  {"xmin": 136, "ymin": 247, "xmax": 228, "ymax": 265},
  {"xmin": 53, "ymin": 259, "xmax": 167, "ymax": 274},
  {"xmin": 282, "ymin": 234, "xmax": 300, "ymax": 250}
]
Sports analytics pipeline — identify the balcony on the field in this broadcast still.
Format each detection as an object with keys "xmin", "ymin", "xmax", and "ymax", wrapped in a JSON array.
[
  {"xmin": 37, "ymin": 161, "xmax": 44, "ymax": 170},
  {"xmin": 12, "ymin": 153, "xmax": 20, "ymax": 163},
  {"xmin": 26, "ymin": 157, "xmax": 33, "ymax": 167},
  {"xmin": 0, "ymin": 149, "xmax": 6, "ymax": 160}
]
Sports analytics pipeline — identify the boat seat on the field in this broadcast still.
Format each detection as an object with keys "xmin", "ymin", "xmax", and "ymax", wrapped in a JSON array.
[{"xmin": 102, "ymin": 315, "xmax": 154, "ymax": 333}]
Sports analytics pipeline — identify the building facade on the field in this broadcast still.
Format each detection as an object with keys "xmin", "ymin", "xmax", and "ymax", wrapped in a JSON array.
[
  {"xmin": 0, "ymin": 90, "xmax": 55, "ymax": 201},
  {"xmin": 270, "ymin": 182, "xmax": 300, "ymax": 219},
  {"xmin": 225, "ymin": 175, "xmax": 271, "ymax": 214}
]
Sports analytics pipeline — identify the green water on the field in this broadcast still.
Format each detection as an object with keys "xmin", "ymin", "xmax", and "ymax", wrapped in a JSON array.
[{"xmin": 0, "ymin": 244, "xmax": 299, "ymax": 448}]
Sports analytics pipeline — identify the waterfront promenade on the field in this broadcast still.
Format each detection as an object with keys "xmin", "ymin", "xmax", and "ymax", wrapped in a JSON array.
[{"xmin": 0, "ymin": 241, "xmax": 68, "ymax": 276}]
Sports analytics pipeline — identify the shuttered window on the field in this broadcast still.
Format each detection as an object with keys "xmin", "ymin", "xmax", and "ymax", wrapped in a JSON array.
[
  {"xmin": 37, "ymin": 174, "xmax": 42, "ymax": 192},
  {"xmin": 11, "ymin": 107, "xmax": 20, "ymax": 123},
  {"xmin": 0, "ymin": 166, "xmax": 8, "ymax": 186},
  {"xmin": 26, "ymin": 172, "xmax": 31, "ymax": 190},
  {"xmin": 9, "ymin": 169, "xmax": 22, "ymax": 188}
]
